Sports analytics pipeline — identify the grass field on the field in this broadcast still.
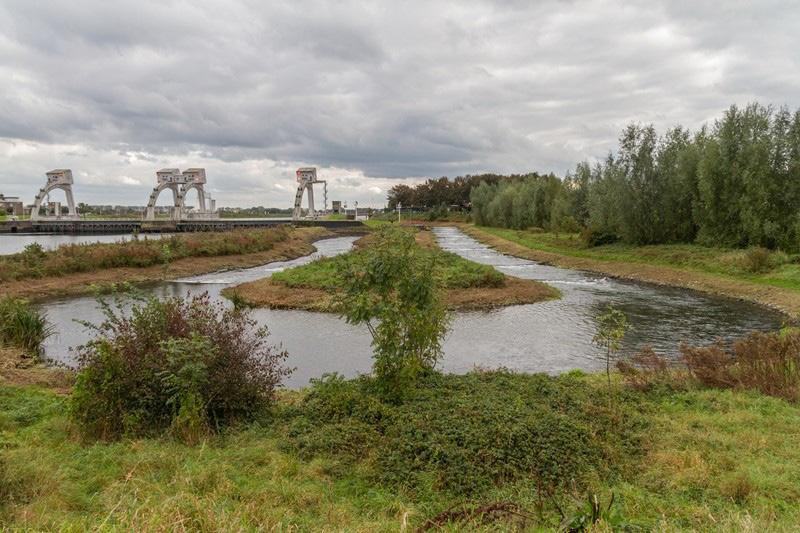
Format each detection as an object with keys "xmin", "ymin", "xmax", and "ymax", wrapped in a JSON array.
[{"xmin": 2, "ymin": 372, "xmax": 799, "ymax": 531}]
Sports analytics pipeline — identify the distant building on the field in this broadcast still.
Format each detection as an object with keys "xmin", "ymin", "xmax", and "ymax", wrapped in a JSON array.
[
  {"xmin": 0, "ymin": 194, "xmax": 24, "ymax": 216},
  {"xmin": 332, "ymin": 200, "xmax": 343, "ymax": 214}
]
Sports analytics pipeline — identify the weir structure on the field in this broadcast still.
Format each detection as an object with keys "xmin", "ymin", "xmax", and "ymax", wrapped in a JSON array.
[
  {"xmin": 144, "ymin": 168, "xmax": 218, "ymax": 221},
  {"xmin": 30, "ymin": 169, "xmax": 80, "ymax": 221},
  {"xmin": 293, "ymin": 167, "xmax": 327, "ymax": 220}
]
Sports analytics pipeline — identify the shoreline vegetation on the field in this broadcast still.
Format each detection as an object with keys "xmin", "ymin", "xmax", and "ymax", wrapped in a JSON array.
[
  {"xmin": 223, "ymin": 228, "xmax": 559, "ymax": 311},
  {"xmin": 460, "ymin": 224, "xmax": 800, "ymax": 316},
  {"xmin": 0, "ymin": 227, "xmax": 355, "ymax": 301},
  {"xmin": 2, "ymin": 229, "xmax": 800, "ymax": 529}
]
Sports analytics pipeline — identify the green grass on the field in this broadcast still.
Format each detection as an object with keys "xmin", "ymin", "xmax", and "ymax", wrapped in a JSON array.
[
  {"xmin": 272, "ymin": 244, "xmax": 504, "ymax": 291},
  {"xmin": 478, "ymin": 226, "xmax": 800, "ymax": 291},
  {"xmin": 364, "ymin": 218, "xmax": 392, "ymax": 228},
  {"xmin": 3, "ymin": 372, "xmax": 800, "ymax": 530}
]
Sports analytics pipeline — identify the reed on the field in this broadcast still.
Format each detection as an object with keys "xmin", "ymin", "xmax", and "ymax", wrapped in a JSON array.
[{"xmin": 0, "ymin": 297, "xmax": 53, "ymax": 356}]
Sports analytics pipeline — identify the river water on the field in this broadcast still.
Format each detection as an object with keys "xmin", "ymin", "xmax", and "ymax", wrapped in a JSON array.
[{"xmin": 37, "ymin": 228, "xmax": 784, "ymax": 388}]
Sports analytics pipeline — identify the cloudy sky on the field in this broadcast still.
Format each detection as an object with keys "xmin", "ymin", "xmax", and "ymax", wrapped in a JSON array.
[{"xmin": 1, "ymin": 1, "xmax": 798, "ymax": 208}]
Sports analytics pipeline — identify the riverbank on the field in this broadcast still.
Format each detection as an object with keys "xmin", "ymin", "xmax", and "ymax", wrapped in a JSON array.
[
  {"xmin": 0, "ymin": 227, "xmax": 345, "ymax": 301},
  {"xmin": 224, "ymin": 228, "xmax": 558, "ymax": 311},
  {"xmin": 2, "ymin": 370, "xmax": 799, "ymax": 530},
  {"xmin": 461, "ymin": 225, "xmax": 800, "ymax": 316}
]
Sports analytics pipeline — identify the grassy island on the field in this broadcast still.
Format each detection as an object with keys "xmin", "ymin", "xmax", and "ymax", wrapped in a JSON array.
[{"xmin": 224, "ymin": 228, "xmax": 558, "ymax": 311}]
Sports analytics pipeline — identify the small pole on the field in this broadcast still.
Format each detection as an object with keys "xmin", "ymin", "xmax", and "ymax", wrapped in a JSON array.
[{"xmin": 397, "ymin": 202, "xmax": 401, "ymax": 223}]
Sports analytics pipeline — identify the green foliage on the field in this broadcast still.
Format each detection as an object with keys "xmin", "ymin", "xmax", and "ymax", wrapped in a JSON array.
[
  {"xmin": 584, "ymin": 103, "xmax": 800, "ymax": 249},
  {"xmin": 593, "ymin": 305, "xmax": 630, "ymax": 385},
  {"xmin": 339, "ymin": 226, "xmax": 450, "ymax": 399},
  {"xmin": 580, "ymin": 227, "xmax": 619, "ymax": 248},
  {"xmin": 0, "ymin": 227, "xmax": 290, "ymax": 282},
  {"xmin": 470, "ymin": 174, "xmax": 571, "ymax": 231},
  {"xmin": 4, "ymin": 371, "xmax": 800, "ymax": 529},
  {"xmin": 272, "ymin": 234, "xmax": 503, "ymax": 291},
  {"xmin": 281, "ymin": 371, "xmax": 646, "ymax": 499},
  {"xmin": 560, "ymin": 493, "xmax": 637, "ymax": 531},
  {"xmin": 457, "ymin": 102, "xmax": 800, "ymax": 251},
  {"xmin": 0, "ymin": 296, "xmax": 53, "ymax": 356},
  {"xmin": 69, "ymin": 293, "xmax": 291, "ymax": 441}
]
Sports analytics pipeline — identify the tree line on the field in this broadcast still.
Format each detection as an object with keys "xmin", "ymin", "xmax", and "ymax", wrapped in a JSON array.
[
  {"xmin": 387, "ymin": 173, "xmax": 556, "ymax": 211},
  {"xmin": 389, "ymin": 103, "xmax": 800, "ymax": 250}
]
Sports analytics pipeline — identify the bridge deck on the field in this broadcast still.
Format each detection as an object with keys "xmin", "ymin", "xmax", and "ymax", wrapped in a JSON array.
[{"xmin": 0, "ymin": 218, "xmax": 364, "ymax": 234}]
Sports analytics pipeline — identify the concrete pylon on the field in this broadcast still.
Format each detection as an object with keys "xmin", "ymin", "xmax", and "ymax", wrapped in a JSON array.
[
  {"xmin": 31, "ymin": 169, "xmax": 79, "ymax": 221},
  {"xmin": 144, "ymin": 168, "xmax": 219, "ymax": 221},
  {"xmin": 293, "ymin": 167, "xmax": 327, "ymax": 220},
  {"xmin": 144, "ymin": 169, "xmax": 186, "ymax": 221}
]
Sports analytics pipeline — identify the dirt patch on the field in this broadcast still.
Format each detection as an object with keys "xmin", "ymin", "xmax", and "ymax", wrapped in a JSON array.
[
  {"xmin": 225, "ymin": 280, "xmax": 336, "ymax": 312},
  {"xmin": 0, "ymin": 227, "xmax": 333, "ymax": 302},
  {"xmin": 461, "ymin": 225, "xmax": 800, "ymax": 317},
  {"xmin": 227, "ymin": 275, "xmax": 557, "ymax": 312},
  {"xmin": 0, "ymin": 346, "xmax": 74, "ymax": 393},
  {"xmin": 414, "ymin": 229, "xmax": 437, "ymax": 249},
  {"xmin": 444, "ymin": 276, "xmax": 558, "ymax": 310}
]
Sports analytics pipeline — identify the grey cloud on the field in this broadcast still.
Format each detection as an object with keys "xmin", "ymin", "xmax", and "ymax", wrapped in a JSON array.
[{"xmin": 1, "ymin": 0, "xmax": 799, "ymax": 206}]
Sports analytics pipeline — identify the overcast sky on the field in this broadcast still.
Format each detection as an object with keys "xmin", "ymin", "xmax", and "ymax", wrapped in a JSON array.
[{"xmin": 1, "ymin": 1, "xmax": 798, "ymax": 208}]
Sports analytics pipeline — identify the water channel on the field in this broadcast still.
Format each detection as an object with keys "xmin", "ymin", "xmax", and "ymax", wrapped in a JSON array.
[{"xmin": 35, "ymin": 227, "xmax": 784, "ymax": 388}]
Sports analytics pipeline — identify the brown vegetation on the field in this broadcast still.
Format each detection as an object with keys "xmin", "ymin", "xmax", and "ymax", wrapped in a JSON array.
[
  {"xmin": 226, "ymin": 267, "xmax": 557, "ymax": 312},
  {"xmin": 0, "ymin": 346, "xmax": 73, "ymax": 393},
  {"xmin": 0, "ymin": 227, "xmax": 331, "ymax": 301},
  {"xmin": 619, "ymin": 330, "xmax": 800, "ymax": 403}
]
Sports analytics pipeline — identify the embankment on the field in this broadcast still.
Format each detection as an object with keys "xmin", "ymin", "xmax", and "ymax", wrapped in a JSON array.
[
  {"xmin": 0, "ymin": 227, "xmax": 340, "ymax": 301},
  {"xmin": 461, "ymin": 225, "xmax": 800, "ymax": 316}
]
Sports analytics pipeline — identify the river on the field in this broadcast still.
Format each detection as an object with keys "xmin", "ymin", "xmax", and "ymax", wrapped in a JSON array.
[{"xmin": 38, "ymin": 227, "xmax": 784, "ymax": 388}]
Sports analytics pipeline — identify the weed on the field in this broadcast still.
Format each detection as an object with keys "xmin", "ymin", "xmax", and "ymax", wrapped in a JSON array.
[
  {"xmin": 69, "ymin": 292, "xmax": 291, "ymax": 441},
  {"xmin": 740, "ymin": 246, "xmax": 786, "ymax": 273},
  {"xmin": 681, "ymin": 331, "xmax": 800, "ymax": 402},
  {"xmin": 280, "ymin": 371, "xmax": 646, "ymax": 499},
  {"xmin": 0, "ymin": 297, "xmax": 53, "ymax": 357},
  {"xmin": 0, "ymin": 227, "xmax": 290, "ymax": 282}
]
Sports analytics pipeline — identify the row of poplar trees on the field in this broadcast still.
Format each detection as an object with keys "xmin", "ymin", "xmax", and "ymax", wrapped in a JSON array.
[{"xmin": 470, "ymin": 103, "xmax": 800, "ymax": 250}]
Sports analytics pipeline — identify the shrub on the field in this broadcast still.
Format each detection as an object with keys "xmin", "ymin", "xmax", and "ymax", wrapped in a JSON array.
[
  {"xmin": 280, "ymin": 371, "xmax": 646, "ymax": 498},
  {"xmin": 617, "ymin": 347, "xmax": 685, "ymax": 392},
  {"xmin": 0, "ymin": 297, "xmax": 53, "ymax": 357},
  {"xmin": 681, "ymin": 331, "xmax": 800, "ymax": 402},
  {"xmin": 581, "ymin": 227, "xmax": 619, "ymax": 248},
  {"xmin": 740, "ymin": 246, "xmax": 787, "ymax": 273},
  {"xmin": 70, "ymin": 292, "xmax": 291, "ymax": 440},
  {"xmin": 339, "ymin": 226, "xmax": 450, "ymax": 400}
]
